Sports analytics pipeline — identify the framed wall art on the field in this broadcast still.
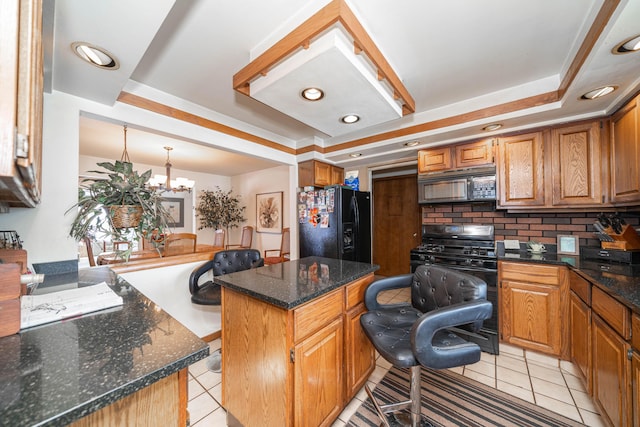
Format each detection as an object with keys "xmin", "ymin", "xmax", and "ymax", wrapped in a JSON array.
[
  {"xmin": 161, "ymin": 197, "xmax": 184, "ymax": 228},
  {"xmin": 557, "ymin": 234, "xmax": 579, "ymax": 255},
  {"xmin": 256, "ymin": 191, "xmax": 282, "ymax": 233}
]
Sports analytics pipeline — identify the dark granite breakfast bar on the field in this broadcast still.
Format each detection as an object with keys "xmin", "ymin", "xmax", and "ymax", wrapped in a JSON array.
[
  {"xmin": 214, "ymin": 255, "xmax": 380, "ymax": 309},
  {"xmin": 0, "ymin": 266, "xmax": 209, "ymax": 427}
]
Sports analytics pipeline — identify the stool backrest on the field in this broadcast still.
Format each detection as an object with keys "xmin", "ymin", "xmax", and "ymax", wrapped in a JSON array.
[{"xmin": 411, "ymin": 264, "xmax": 487, "ymax": 331}]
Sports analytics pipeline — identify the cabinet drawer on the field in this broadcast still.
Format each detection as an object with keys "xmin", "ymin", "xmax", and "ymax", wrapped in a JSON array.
[
  {"xmin": 592, "ymin": 286, "xmax": 631, "ymax": 339},
  {"xmin": 569, "ymin": 271, "xmax": 591, "ymax": 305},
  {"xmin": 294, "ymin": 289, "xmax": 343, "ymax": 342},
  {"xmin": 499, "ymin": 261, "xmax": 561, "ymax": 285},
  {"xmin": 345, "ymin": 274, "xmax": 374, "ymax": 310},
  {"xmin": 632, "ymin": 313, "xmax": 640, "ymax": 351}
]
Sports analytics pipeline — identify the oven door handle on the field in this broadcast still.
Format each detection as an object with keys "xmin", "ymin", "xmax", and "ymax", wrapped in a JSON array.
[{"xmin": 437, "ymin": 264, "xmax": 497, "ymax": 274}]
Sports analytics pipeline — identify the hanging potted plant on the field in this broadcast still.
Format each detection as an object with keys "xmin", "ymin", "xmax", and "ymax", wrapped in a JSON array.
[
  {"xmin": 195, "ymin": 187, "xmax": 246, "ymax": 244},
  {"xmin": 67, "ymin": 160, "xmax": 172, "ymax": 261}
]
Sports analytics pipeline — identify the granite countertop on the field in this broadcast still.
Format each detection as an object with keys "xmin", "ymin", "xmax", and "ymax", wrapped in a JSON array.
[
  {"xmin": 0, "ymin": 266, "xmax": 209, "ymax": 427},
  {"xmin": 214, "ymin": 256, "xmax": 380, "ymax": 309},
  {"xmin": 497, "ymin": 245, "xmax": 640, "ymax": 315}
]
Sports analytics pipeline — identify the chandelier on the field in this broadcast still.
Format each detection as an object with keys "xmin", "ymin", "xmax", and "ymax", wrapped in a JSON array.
[{"xmin": 147, "ymin": 146, "xmax": 195, "ymax": 193}]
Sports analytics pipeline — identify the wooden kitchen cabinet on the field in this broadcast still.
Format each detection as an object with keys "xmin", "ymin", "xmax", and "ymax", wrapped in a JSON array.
[
  {"xmin": 454, "ymin": 139, "xmax": 494, "ymax": 169},
  {"xmin": 294, "ymin": 317, "xmax": 343, "ymax": 427},
  {"xmin": 418, "ymin": 139, "xmax": 493, "ymax": 174},
  {"xmin": 298, "ymin": 160, "xmax": 344, "ymax": 188},
  {"xmin": 633, "ymin": 350, "xmax": 640, "ymax": 427},
  {"xmin": 633, "ymin": 313, "xmax": 640, "ymax": 427},
  {"xmin": 496, "ymin": 132, "xmax": 545, "ymax": 208},
  {"xmin": 418, "ymin": 147, "xmax": 452, "ymax": 173},
  {"xmin": 344, "ymin": 275, "xmax": 375, "ymax": 397},
  {"xmin": 499, "ymin": 261, "xmax": 568, "ymax": 358},
  {"xmin": 0, "ymin": 0, "xmax": 43, "ymax": 208},
  {"xmin": 569, "ymin": 271, "xmax": 592, "ymax": 392},
  {"xmin": 610, "ymin": 93, "xmax": 640, "ymax": 205},
  {"xmin": 592, "ymin": 313, "xmax": 631, "ymax": 427},
  {"xmin": 550, "ymin": 121, "xmax": 606, "ymax": 207},
  {"xmin": 570, "ymin": 292, "xmax": 592, "ymax": 391}
]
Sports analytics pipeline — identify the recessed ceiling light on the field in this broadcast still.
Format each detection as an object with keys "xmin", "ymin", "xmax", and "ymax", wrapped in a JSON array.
[
  {"xmin": 613, "ymin": 34, "xmax": 640, "ymax": 54},
  {"xmin": 580, "ymin": 86, "xmax": 617, "ymax": 100},
  {"xmin": 301, "ymin": 87, "xmax": 324, "ymax": 101},
  {"xmin": 404, "ymin": 141, "xmax": 419, "ymax": 147},
  {"xmin": 71, "ymin": 42, "xmax": 119, "ymax": 69},
  {"xmin": 482, "ymin": 124, "xmax": 503, "ymax": 132},
  {"xmin": 349, "ymin": 153, "xmax": 362, "ymax": 158},
  {"xmin": 341, "ymin": 114, "xmax": 360, "ymax": 124}
]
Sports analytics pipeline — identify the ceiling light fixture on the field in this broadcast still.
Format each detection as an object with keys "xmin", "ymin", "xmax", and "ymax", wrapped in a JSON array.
[
  {"xmin": 71, "ymin": 42, "xmax": 119, "ymax": 69},
  {"xmin": 613, "ymin": 34, "xmax": 640, "ymax": 54},
  {"xmin": 404, "ymin": 141, "xmax": 419, "ymax": 147},
  {"xmin": 349, "ymin": 153, "xmax": 362, "ymax": 158},
  {"xmin": 147, "ymin": 147, "xmax": 195, "ymax": 193},
  {"xmin": 482, "ymin": 124, "xmax": 503, "ymax": 132},
  {"xmin": 341, "ymin": 114, "xmax": 360, "ymax": 124},
  {"xmin": 301, "ymin": 87, "xmax": 324, "ymax": 101},
  {"xmin": 233, "ymin": 0, "xmax": 414, "ymax": 137},
  {"xmin": 580, "ymin": 85, "xmax": 617, "ymax": 100}
]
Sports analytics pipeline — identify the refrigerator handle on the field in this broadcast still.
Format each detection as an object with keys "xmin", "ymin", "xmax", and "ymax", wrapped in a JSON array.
[{"xmin": 352, "ymin": 195, "xmax": 359, "ymax": 254}]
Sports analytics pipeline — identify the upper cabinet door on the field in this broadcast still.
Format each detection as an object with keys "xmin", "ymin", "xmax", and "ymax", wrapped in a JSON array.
[
  {"xmin": 497, "ymin": 132, "xmax": 545, "ymax": 207},
  {"xmin": 454, "ymin": 139, "xmax": 494, "ymax": 169},
  {"xmin": 417, "ymin": 147, "xmax": 452, "ymax": 173},
  {"xmin": 611, "ymin": 95, "xmax": 640, "ymax": 205},
  {"xmin": 0, "ymin": 0, "xmax": 43, "ymax": 208},
  {"xmin": 550, "ymin": 121, "xmax": 604, "ymax": 206}
]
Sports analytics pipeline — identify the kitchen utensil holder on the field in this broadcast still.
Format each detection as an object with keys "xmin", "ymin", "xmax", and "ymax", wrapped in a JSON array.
[{"xmin": 600, "ymin": 224, "xmax": 640, "ymax": 251}]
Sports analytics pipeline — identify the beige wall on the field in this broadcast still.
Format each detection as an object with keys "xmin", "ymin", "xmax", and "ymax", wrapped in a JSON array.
[{"xmin": 230, "ymin": 165, "xmax": 297, "ymax": 259}]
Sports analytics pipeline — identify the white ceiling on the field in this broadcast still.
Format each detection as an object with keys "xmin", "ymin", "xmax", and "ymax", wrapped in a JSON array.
[{"xmin": 46, "ymin": 0, "xmax": 640, "ymax": 172}]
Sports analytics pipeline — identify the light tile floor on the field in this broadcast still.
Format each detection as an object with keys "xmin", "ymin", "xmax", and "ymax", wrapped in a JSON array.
[{"xmin": 187, "ymin": 287, "xmax": 606, "ymax": 426}]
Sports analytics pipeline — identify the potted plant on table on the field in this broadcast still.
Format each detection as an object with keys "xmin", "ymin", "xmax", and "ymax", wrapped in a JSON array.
[
  {"xmin": 67, "ymin": 160, "xmax": 172, "ymax": 261},
  {"xmin": 195, "ymin": 187, "xmax": 246, "ymax": 245}
]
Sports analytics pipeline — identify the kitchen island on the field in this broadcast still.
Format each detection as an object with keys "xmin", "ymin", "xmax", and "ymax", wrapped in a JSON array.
[
  {"xmin": 214, "ymin": 256, "xmax": 379, "ymax": 427},
  {"xmin": 0, "ymin": 266, "xmax": 209, "ymax": 427}
]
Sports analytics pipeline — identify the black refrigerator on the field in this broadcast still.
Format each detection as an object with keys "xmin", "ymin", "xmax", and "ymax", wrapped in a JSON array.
[{"xmin": 298, "ymin": 185, "xmax": 371, "ymax": 263}]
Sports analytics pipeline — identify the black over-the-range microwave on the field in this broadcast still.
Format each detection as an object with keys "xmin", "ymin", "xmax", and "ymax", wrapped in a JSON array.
[{"xmin": 418, "ymin": 169, "xmax": 497, "ymax": 204}]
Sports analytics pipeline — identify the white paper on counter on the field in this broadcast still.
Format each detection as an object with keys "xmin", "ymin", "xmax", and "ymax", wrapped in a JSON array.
[{"xmin": 20, "ymin": 282, "xmax": 123, "ymax": 329}]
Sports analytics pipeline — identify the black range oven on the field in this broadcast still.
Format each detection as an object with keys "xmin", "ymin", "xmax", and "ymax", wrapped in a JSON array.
[{"xmin": 410, "ymin": 223, "xmax": 499, "ymax": 354}]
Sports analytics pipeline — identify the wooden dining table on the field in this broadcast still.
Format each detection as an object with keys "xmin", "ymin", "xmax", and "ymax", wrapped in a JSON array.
[{"xmin": 96, "ymin": 244, "xmax": 222, "ymax": 265}]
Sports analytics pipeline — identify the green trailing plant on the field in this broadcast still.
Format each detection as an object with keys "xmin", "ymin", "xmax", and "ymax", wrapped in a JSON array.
[
  {"xmin": 195, "ymin": 187, "xmax": 246, "ymax": 243},
  {"xmin": 66, "ymin": 160, "xmax": 172, "ymax": 261}
]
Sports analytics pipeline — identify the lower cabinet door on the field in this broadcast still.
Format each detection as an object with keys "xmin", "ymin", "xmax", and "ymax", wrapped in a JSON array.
[
  {"xmin": 570, "ymin": 291, "xmax": 592, "ymax": 392},
  {"xmin": 345, "ymin": 303, "xmax": 375, "ymax": 399},
  {"xmin": 294, "ymin": 317, "xmax": 344, "ymax": 427},
  {"xmin": 633, "ymin": 351, "xmax": 640, "ymax": 427},
  {"xmin": 500, "ymin": 280, "xmax": 561, "ymax": 355},
  {"xmin": 592, "ymin": 313, "xmax": 631, "ymax": 427}
]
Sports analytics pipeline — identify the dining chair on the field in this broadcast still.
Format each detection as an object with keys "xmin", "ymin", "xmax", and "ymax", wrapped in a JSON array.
[
  {"xmin": 82, "ymin": 237, "xmax": 97, "ymax": 267},
  {"xmin": 263, "ymin": 227, "xmax": 290, "ymax": 265},
  {"xmin": 163, "ymin": 233, "xmax": 197, "ymax": 256},
  {"xmin": 226, "ymin": 225, "xmax": 253, "ymax": 249},
  {"xmin": 213, "ymin": 229, "xmax": 225, "ymax": 248}
]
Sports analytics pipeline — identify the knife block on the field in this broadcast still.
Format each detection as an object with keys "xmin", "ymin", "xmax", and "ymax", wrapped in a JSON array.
[
  {"xmin": 601, "ymin": 225, "xmax": 640, "ymax": 251},
  {"xmin": 0, "ymin": 263, "xmax": 21, "ymax": 337}
]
